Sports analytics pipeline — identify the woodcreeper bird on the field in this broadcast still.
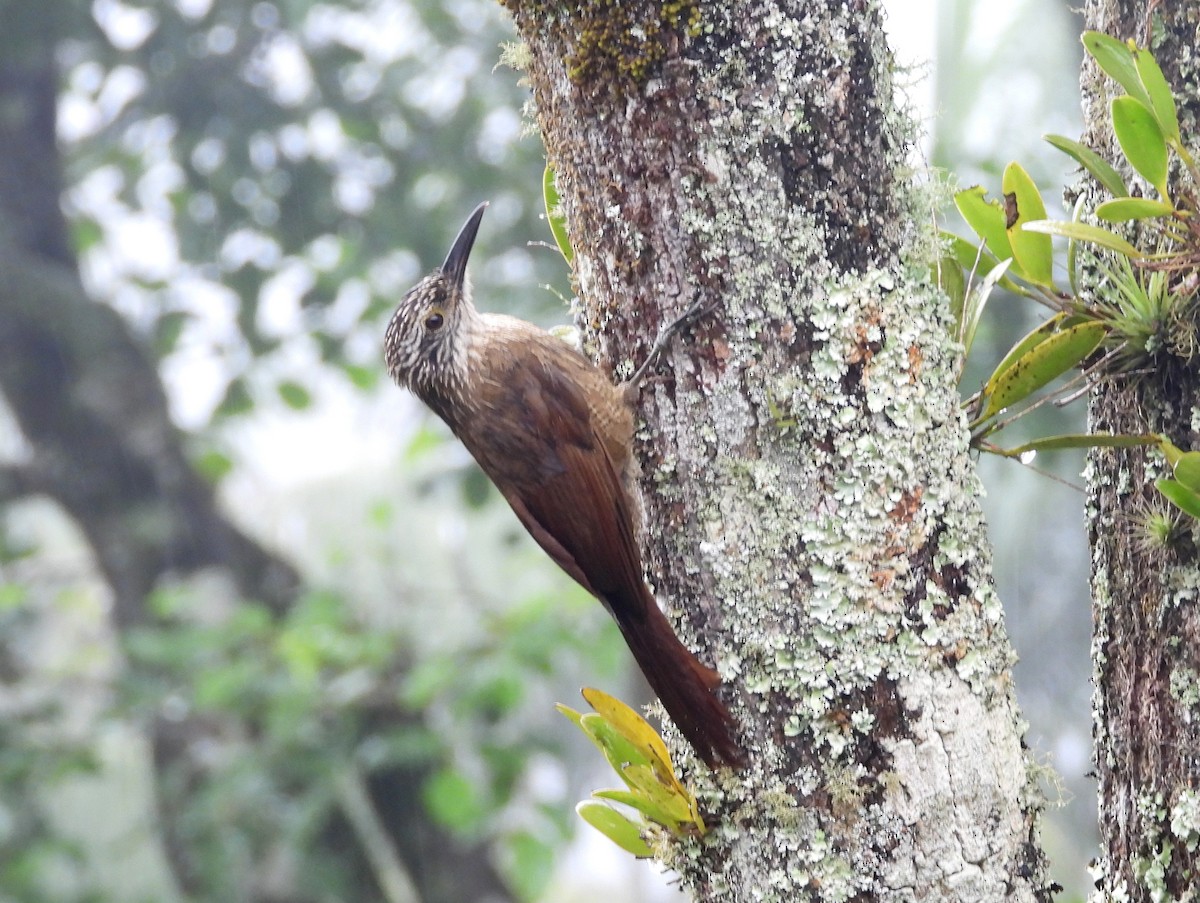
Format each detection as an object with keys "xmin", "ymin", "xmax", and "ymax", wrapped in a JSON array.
[{"xmin": 384, "ymin": 203, "xmax": 744, "ymax": 768}]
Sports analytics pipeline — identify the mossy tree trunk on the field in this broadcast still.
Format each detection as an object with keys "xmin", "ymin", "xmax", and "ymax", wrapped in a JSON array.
[
  {"xmin": 1080, "ymin": 1, "xmax": 1200, "ymax": 898},
  {"xmin": 500, "ymin": 1, "xmax": 1049, "ymax": 898}
]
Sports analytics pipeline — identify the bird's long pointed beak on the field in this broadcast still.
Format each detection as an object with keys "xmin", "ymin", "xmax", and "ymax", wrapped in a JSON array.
[{"xmin": 442, "ymin": 202, "xmax": 488, "ymax": 291}]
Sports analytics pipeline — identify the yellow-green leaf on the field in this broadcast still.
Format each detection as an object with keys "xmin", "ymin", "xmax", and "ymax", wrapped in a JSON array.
[
  {"xmin": 543, "ymin": 163, "xmax": 573, "ymax": 263},
  {"xmin": 954, "ymin": 186, "xmax": 1014, "ymax": 265},
  {"xmin": 1112, "ymin": 95, "xmax": 1168, "ymax": 197},
  {"xmin": 960, "ymin": 257, "xmax": 1013, "ymax": 359},
  {"xmin": 993, "ymin": 433, "xmax": 1162, "ymax": 458},
  {"xmin": 989, "ymin": 313, "xmax": 1069, "ymax": 388},
  {"xmin": 1043, "ymin": 134, "xmax": 1128, "ymax": 198},
  {"xmin": 1157, "ymin": 479, "xmax": 1200, "ymax": 520},
  {"xmin": 1160, "ymin": 438, "xmax": 1187, "ymax": 468},
  {"xmin": 596, "ymin": 775, "xmax": 694, "ymax": 829},
  {"xmin": 982, "ymin": 322, "xmax": 1107, "ymax": 419},
  {"xmin": 935, "ymin": 252, "xmax": 966, "ymax": 332},
  {"xmin": 1003, "ymin": 162, "xmax": 1054, "ymax": 286},
  {"xmin": 592, "ymin": 789, "xmax": 684, "ymax": 829},
  {"xmin": 1096, "ymin": 197, "xmax": 1176, "ymax": 222},
  {"xmin": 576, "ymin": 801, "xmax": 654, "ymax": 858},
  {"xmin": 942, "ymin": 232, "xmax": 1022, "ymax": 294},
  {"xmin": 1020, "ymin": 220, "xmax": 1143, "ymax": 259},
  {"xmin": 578, "ymin": 713, "xmax": 653, "ymax": 779},
  {"xmin": 617, "ymin": 764, "xmax": 695, "ymax": 823},
  {"xmin": 277, "ymin": 380, "xmax": 312, "ymax": 410},
  {"xmin": 1133, "ymin": 48, "xmax": 1179, "ymax": 141},
  {"xmin": 423, "ymin": 768, "xmax": 487, "ymax": 834},
  {"xmin": 1082, "ymin": 32, "xmax": 1153, "ymax": 111},
  {"xmin": 581, "ymin": 687, "xmax": 677, "ymax": 787},
  {"xmin": 556, "ymin": 702, "xmax": 585, "ymax": 729},
  {"xmin": 1173, "ymin": 451, "xmax": 1200, "ymax": 494}
]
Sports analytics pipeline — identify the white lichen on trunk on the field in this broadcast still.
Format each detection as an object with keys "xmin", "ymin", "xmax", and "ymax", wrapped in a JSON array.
[{"xmin": 500, "ymin": 1, "xmax": 1048, "ymax": 898}]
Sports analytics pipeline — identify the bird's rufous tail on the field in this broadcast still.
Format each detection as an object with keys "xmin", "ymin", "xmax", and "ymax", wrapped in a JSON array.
[{"xmin": 611, "ymin": 596, "xmax": 746, "ymax": 769}]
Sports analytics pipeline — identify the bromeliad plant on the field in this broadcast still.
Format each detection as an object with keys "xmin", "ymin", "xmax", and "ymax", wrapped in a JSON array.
[
  {"xmin": 557, "ymin": 688, "xmax": 707, "ymax": 857},
  {"xmin": 940, "ymin": 31, "xmax": 1199, "ymax": 519}
]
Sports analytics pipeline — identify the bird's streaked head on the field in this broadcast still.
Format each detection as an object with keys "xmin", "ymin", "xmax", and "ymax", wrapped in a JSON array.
[{"xmin": 384, "ymin": 202, "xmax": 487, "ymax": 402}]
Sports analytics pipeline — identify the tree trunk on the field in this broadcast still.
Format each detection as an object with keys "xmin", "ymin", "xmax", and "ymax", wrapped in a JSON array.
[
  {"xmin": 501, "ymin": 1, "xmax": 1049, "ymax": 898},
  {"xmin": 1080, "ymin": 1, "xmax": 1200, "ymax": 898}
]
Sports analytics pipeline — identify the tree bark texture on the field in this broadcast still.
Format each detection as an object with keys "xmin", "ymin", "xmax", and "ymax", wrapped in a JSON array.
[
  {"xmin": 1081, "ymin": 1, "xmax": 1200, "ymax": 899},
  {"xmin": 0, "ymin": 17, "xmax": 512, "ymax": 903},
  {"xmin": 501, "ymin": 1, "xmax": 1049, "ymax": 899}
]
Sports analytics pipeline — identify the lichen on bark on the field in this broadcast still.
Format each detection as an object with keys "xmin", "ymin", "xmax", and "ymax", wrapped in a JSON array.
[{"xmin": 500, "ymin": 0, "xmax": 1050, "ymax": 898}]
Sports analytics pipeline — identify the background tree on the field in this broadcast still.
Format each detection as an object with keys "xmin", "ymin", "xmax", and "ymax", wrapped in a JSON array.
[
  {"xmin": 1077, "ymin": 0, "xmax": 1200, "ymax": 898},
  {"xmin": 0, "ymin": 0, "xmax": 1121, "ymax": 900}
]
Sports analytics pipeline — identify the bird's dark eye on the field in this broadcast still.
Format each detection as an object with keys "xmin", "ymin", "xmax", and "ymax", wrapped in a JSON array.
[{"xmin": 425, "ymin": 312, "xmax": 444, "ymax": 331}]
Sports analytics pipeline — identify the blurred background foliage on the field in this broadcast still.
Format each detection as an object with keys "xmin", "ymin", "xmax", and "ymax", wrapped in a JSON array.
[{"xmin": 0, "ymin": 0, "xmax": 1093, "ymax": 900}]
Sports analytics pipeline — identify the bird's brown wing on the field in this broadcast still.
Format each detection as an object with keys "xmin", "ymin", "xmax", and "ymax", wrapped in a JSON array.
[
  {"xmin": 454, "ymin": 336, "xmax": 745, "ymax": 768},
  {"xmin": 454, "ymin": 342, "xmax": 648, "ymax": 615}
]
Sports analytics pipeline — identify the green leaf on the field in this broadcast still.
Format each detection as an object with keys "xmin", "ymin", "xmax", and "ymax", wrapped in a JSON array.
[
  {"xmin": 556, "ymin": 702, "xmax": 585, "ymax": 729},
  {"xmin": 960, "ymin": 257, "xmax": 1013, "ymax": 358},
  {"xmin": 576, "ymin": 801, "xmax": 653, "ymax": 858},
  {"xmin": 1156, "ymin": 479, "xmax": 1200, "ymax": 520},
  {"xmin": 73, "ymin": 216, "xmax": 104, "ymax": 254},
  {"xmin": 616, "ymin": 764, "xmax": 696, "ymax": 824},
  {"xmin": 989, "ymin": 313, "xmax": 1068, "ymax": 387},
  {"xmin": 1043, "ymin": 134, "xmax": 1128, "ymax": 198},
  {"xmin": 195, "ymin": 449, "xmax": 234, "ymax": 482},
  {"xmin": 504, "ymin": 830, "xmax": 556, "ymax": 901},
  {"xmin": 154, "ymin": 311, "xmax": 190, "ymax": 356},
  {"xmin": 594, "ymin": 785, "xmax": 688, "ymax": 829},
  {"xmin": 403, "ymin": 424, "xmax": 450, "ymax": 464},
  {"xmin": 982, "ymin": 321, "xmax": 1107, "ymax": 419},
  {"xmin": 1160, "ymin": 438, "xmax": 1186, "ymax": 468},
  {"xmin": 994, "ymin": 432, "xmax": 1162, "ymax": 457},
  {"xmin": 935, "ymin": 252, "xmax": 966, "ymax": 333},
  {"xmin": 277, "ymin": 380, "xmax": 313, "ymax": 410},
  {"xmin": 1133, "ymin": 48, "xmax": 1180, "ymax": 141},
  {"xmin": 1096, "ymin": 197, "xmax": 1176, "ymax": 222},
  {"xmin": 194, "ymin": 660, "xmax": 259, "ymax": 710},
  {"xmin": 1111, "ymin": 95, "xmax": 1169, "ymax": 196},
  {"xmin": 404, "ymin": 656, "xmax": 458, "ymax": 707},
  {"xmin": 1002, "ymin": 162, "xmax": 1054, "ymax": 287},
  {"xmin": 215, "ymin": 377, "xmax": 254, "ymax": 419},
  {"xmin": 581, "ymin": 687, "xmax": 677, "ymax": 787},
  {"xmin": 941, "ymin": 232, "xmax": 1023, "ymax": 295},
  {"xmin": 1172, "ymin": 451, "xmax": 1200, "ymax": 494},
  {"xmin": 1020, "ymin": 220, "xmax": 1143, "ymax": 258},
  {"xmin": 342, "ymin": 362, "xmax": 378, "ymax": 390},
  {"xmin": 423, "ymin": 768, "xmax": 487, "ymax": 835},
  {"xmin": 954, "ymin": 186, "xmax": 1014, "ymax": 265},
  {"xmin": 542, "ymin": 163, "xmax": 573, "ymax": 263},
  {"xmin": 1082, "ymin": 32, "xmax": 1153, "ymax": 110},
  {"xmin": 578, "ymin": 713, "xmax": 653, "ymax": 780},
  {"xmin": 0, "ymin": 583, "xmax": 27, "ymax": 611}
]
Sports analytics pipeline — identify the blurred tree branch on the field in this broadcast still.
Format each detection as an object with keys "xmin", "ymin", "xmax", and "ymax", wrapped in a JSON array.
[
  {"xmin": 0, "ymin": 464, "xmax": 35, "ymax": 504},
  {"xmin": 0, "ymin": 6, "xmax": 518, "ymax": 901}
]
